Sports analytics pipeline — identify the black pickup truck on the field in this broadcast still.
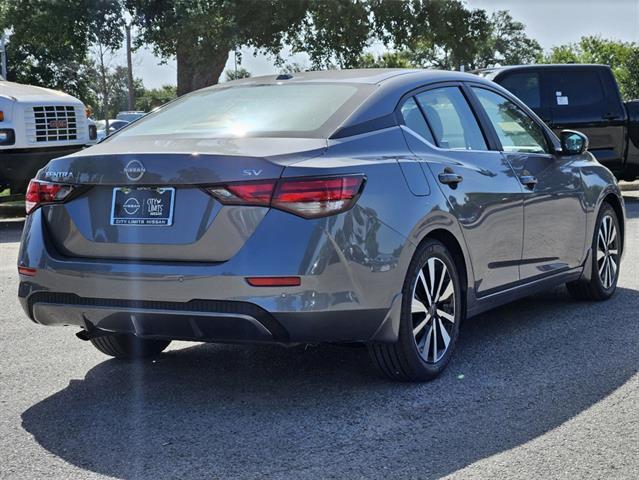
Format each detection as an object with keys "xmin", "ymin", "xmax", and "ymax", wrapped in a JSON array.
[{"xmin": 476, "ymin": 64, "xmax": 639, "ymax": 181}]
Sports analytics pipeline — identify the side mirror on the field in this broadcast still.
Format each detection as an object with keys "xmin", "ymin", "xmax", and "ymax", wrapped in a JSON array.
[{"xmin": 560, "ymin": 130, "xmax": 589, "ymax": 155}]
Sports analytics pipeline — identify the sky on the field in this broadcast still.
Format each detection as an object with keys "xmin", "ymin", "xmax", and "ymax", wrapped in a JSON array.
[{"xmin": 115, "ymin": 0, "xmax": 639, "ymax": 89}]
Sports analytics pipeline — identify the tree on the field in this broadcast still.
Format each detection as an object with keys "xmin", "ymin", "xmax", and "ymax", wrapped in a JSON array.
[
  {"xmin": 86, "ymin": 65, "xmax": 145, "ymax": 119},
  {"xmin": 127, "ymin": 0, "xmax": 309, "ymax": 96},
  {"xmin": 353, "ymin": 51, "xmax": 412, "ymax": 69},
  {"xmin": 488, "ymin": 11, "xmax": 541, "ymax": 66},
  {"xmin": 225, "ymin": 68, "xmax": 251, "ymax": 81},
  {"xmin": 135, "ymin": 85, "xmax": 177, "ymax": 111},
  {"xmin": 0, "ymin": 0, "xmax": 124, "ymax": 104},
  {"xmin": 405, "ymin": 4, "xmax": 541, "ymax": 70},
  {"xmin": 540, "ymin": 36, "xmax": 639, "ymax": 100}
]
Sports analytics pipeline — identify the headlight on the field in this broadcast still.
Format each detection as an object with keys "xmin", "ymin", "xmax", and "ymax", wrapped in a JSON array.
[{"xmin": 0, "ymin": 129, "xmax": 15, "ymax": 146}]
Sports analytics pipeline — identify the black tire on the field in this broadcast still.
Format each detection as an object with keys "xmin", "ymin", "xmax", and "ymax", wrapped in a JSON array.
[
  {"xmin": 567, "ymin": 202, "xmax": 621, "ymax": 301},
  {"xmin": 368, "ymin": 239, "xmax": 463, "ymax": 382},
  {"xmin": 90, "ymin": 334, "xmax": 170, "ymax": 359}
]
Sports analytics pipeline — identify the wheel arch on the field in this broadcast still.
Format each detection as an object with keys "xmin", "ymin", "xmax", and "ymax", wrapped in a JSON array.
[
  {"xmin": 601, "ymin": 192, "xmax": 625, "ymax": 256},
  {"xmin": 417, "ymin": 228, "xmax": 470, "ymax": 319}
]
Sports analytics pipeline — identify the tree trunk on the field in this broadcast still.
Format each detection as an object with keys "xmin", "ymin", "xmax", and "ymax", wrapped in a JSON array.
[
  {"xmin": 176, "ymin": 42, "xmax": 230, "ymax": 96},
  {"xmin": 126, "ymin": 24, "xmax": 135, "ymax": 110}
]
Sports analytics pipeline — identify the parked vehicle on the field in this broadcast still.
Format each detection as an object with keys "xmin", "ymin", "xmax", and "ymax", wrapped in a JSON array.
[
  {"xmin": 475, "ymin": 64, "xmax": 639, "ymax": 181},
  {"xmin": 0, "ymin": 78, "xmax": 97, "ymax": 194},
  {"xmin": 95, "ymin": 119, "xmax": 129, "ymax": 142},
  {"xmin": 116, "ymin": 111, "xmax": 145, "ymax": 123},
  {"xmin": 17, "ymin": 69, "xmax": 625, "ymax": 381}
]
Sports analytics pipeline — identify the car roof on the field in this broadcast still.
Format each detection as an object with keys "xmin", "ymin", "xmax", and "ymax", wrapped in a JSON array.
[
  {"xmin": 223, "ymin": 68, "xmax": 497, "ymax": 133},
  {"xmin": 226, "ymin": 68, "xmax": 476, "ymax": 86}
]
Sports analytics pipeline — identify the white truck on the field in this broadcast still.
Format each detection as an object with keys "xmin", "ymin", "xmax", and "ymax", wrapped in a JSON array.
[{"xmin": 0, "ymin": 76, "xmax": 96, "ymax": 194}]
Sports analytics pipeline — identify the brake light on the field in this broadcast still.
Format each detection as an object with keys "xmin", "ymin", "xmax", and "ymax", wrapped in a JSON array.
[
  {"xmin": 206, "ymin": 175, "xmax": 365, "ymax": 219},
  {"xmin": 208, "ymin": 180, "xmax": 276, "ymax": 205},
  {"xmin": 25, "ymin": 180, "xmax": 76, "ymax": 214}
]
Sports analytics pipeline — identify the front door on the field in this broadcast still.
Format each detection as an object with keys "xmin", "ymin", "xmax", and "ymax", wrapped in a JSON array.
[{"xmin": 469, "ymin": 86, "xmax": 587, "ymax": 281}]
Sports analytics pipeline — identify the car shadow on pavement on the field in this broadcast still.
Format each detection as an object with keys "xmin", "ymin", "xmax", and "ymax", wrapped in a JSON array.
[{"xmin": 21, "ymin": 285, "xmax": 639, "ymax": 479}]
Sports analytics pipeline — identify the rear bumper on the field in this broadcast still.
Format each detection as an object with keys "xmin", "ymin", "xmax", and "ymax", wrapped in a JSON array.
[
  {"xmin": 20, "ymin": 290, "xmax": 392, "ymax": 344},
  {"xmin": 18, "ymin": 208, "xmax": 410, "ymax": 344},
  {"xmin": 0, "ymin": 146, "xmax": 83, "ymax": 190}
]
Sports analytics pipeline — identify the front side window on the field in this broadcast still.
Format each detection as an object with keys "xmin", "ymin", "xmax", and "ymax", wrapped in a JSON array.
[
  {"xmin": 415, "ymin": 87, "xmax": 487, "ymax": 151},
  {"xmin": 499, "ymin": 72, "xmax": 541, "ymax": 109},
  {"xmin": 472, "ymin": 87, "xmax": 549, "ymax": 154},
  {"xmin": 400, "ymin": 97, "xmax": 435, "ymax": 143},
  {"xmin": 112, "ymin": 83, "xmax": 364, "ymax": 139}
]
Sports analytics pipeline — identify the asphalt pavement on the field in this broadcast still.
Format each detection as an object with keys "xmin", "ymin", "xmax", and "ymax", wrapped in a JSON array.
[{"xmin": 1, "ymin": 194, "xmax": 638, "ymax": 480}]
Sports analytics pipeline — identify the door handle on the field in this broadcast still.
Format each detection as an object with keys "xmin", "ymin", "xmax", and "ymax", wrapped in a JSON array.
[
  {"xmin": 602, "ymin": 112, "xmax": 620, "ymax": 121},
  {"xmin": 519, "ymin": 175, "xmax": 538, "ymax": 189},
  {"xmin": 438, "ymin": 170, "xmax": 463, "ymax": 187}
]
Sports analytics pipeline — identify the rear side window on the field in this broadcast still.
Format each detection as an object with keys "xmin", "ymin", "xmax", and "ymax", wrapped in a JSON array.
[
  {"xmin": 473, "ymin": 88, "xmax": 549, "ymax": 154},
  {"xmin": 499, "ymin": 72, "xmax": 541, "ymax": 109},
  {"xmin": 416, "ymin": 87, "xmax": 487, "ymax": 151},
  {"xmin": 550, "ymin": 70, "xmax": 605, "ymax": 107},
  {"xmin": 400, "ymin": 98, "xmax": 435, "ymax": 143}
]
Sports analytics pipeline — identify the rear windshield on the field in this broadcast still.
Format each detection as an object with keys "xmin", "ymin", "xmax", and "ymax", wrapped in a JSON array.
[{"xmin": 113, "ymin": 83, "xmax": 369, "ymax": 140}]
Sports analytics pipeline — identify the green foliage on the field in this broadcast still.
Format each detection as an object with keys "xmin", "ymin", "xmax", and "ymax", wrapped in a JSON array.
[
  {"xmin": 291, "ymin": 0, "xmax": 371, "ymax": 69},
  {"xmin": 540, "ymin": 36, "xmax": 639, "ymax": 100},
  {"xmin": 405, "ymin": 5, "xmax": 541, "ymax": 70},
  {"xmin": 127, "ymin": 0, "xmax": 308, "ymax": 94},
  {"xmin": 353, "ymin": 51, "xmax": 413, "ymax": 69},
  {"xmin": 135, "ymin": 85, "xmax": 177, "ymax": 112},
  {"xmin": 351, "ymin": 5, "xmax": 541, "ymax": 72},
  {"xmin": 279, "ymin": 62, "xmax": 307, "ymax": 74},
  {"xmin": 225, "ymin": 68, "xmax": 251, "ymax": 81},
  {"xmin": 1, "ymin": 0, "xmax": 124, "ymax": 102},
  {"xmin": 1, "ymin": 0, "xmax": 543, "ymax": 98}
]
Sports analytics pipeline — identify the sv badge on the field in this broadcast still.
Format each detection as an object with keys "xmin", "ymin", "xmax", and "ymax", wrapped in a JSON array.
[{"xmin": 242, "ymin": 169, "xmax": 263, "ymax": 177}]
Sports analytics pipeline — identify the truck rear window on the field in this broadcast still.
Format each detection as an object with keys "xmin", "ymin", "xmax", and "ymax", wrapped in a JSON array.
[{"xmin": 549, "ymin": 70, "xmax": 605, "ymax": 107}]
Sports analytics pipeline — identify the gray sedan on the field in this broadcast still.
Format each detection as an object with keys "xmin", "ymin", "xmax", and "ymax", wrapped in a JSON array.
[{"xmin": 17, "ymin": 69, "xmax": 625, "ymax": 381}]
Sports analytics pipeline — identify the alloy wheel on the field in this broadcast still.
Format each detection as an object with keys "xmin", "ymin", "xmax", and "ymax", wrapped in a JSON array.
[
  {"xmin": 411, "ymin": 257, "xmax": 456, "ymax": 363},
  {"xmin": 597, "ymin": 214, "xmax": 619, "ymax": 290}
]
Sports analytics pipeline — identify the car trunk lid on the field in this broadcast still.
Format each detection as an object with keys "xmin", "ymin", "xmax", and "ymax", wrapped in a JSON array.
[{"xmin": 37, "ymin": 137, "xmax": 326, "ymax": 262}]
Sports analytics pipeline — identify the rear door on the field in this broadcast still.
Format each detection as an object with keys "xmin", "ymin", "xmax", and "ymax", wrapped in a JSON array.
[
  {"xmin": 546, "ymin": 67, "xmax": 626, "ymax": 171},
  {"xmin": 400, "ymin": 84, "xmax": 524, "ymax": 295},
  {"xmin": 468, "ymin": 85, "xmax": 586, "ymax": 281}
]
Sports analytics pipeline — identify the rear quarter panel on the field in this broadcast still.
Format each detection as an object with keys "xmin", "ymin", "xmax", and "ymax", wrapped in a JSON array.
[{"xmin": 283, "ymin": 127, "xmax": 475, "ymax": 312}]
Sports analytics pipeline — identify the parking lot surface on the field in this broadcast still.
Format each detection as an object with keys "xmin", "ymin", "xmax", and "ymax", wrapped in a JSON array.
[{"xmin": 1, "ymin": 194, "xmax": 638, "ymax": 480}]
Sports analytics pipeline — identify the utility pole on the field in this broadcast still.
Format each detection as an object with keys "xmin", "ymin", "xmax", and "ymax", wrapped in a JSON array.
[
  {"xmin": 126, "ymin": 24, "xmax": 135, "ymax": 111},
  {"xmin": 0, "ymin": 33, "xmax": 7, "ymax": 80}
]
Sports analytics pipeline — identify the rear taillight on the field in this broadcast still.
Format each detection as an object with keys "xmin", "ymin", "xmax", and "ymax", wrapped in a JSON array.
[
  {"xmin": 206, "ymin": 175, "xmax": 365, "ymax": 219},
  {"xmin": 25, "ymin": 180, "xmax": 76, "ymax": 214}
]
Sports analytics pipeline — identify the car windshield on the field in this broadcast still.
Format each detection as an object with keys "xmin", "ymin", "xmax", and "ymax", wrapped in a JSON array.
[{"xmin": 113, "ymin": 83, "xmax": 366, "ymax": 140}]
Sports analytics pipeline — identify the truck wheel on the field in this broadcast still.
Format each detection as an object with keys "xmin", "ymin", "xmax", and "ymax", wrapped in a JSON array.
[
  {"xmin": 567, "ymin": 202, "xmax": 621, "ymax": 301},
  {"xmin": 90, "ymin": 334, "xmax": 170, "ymax": 359},
  {"xmin": 368, "ymin": 239, "xmax": 462, "ymax": 382}
]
